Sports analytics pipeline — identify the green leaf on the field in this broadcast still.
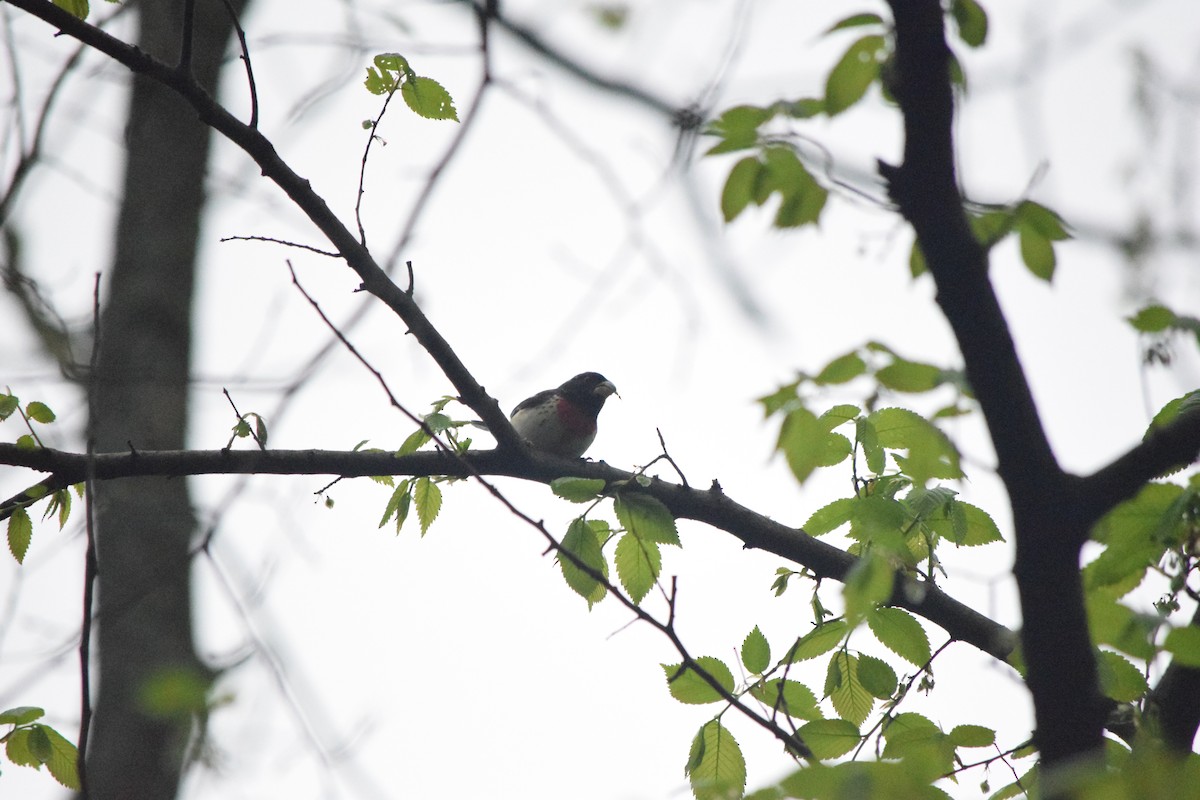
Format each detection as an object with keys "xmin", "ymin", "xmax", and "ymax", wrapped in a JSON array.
[
  {"xmin": 867, "ymin": 607, "xmax": 932, "ymax": 666},
  {"xmin": 876, "ymin": 359, "xmax": 943, "ymax": 393},
  {"xmin": 1127, "ymin": 304, "xmax": 1176, "ymax": 333},
  {"xmin": 397, "ymin": 426, "xmax": 431, "ymax": 456},
  {"xmin": 856, "ymin": 653, "xmax": 898, "ymax": 699},
  {"xmin": 401, "ymin": 76, "xmax": 459, "ymax": 120},
  {"xmin": 1163, "ymin": 627, "xmax": 1200, "ymax": 667},
  {"xmin": 1145, "ymin": 391, "xmax": 1200, "ymax": 439},
  {"xmin": 796, "ymin": 718, "xmax": 860, "ymax": 760},
  {"xmin": 614, "ymin": 533, "xmax": 660, "ymax": 604},
  {"xmin": 761, "ymin": 147, "xmax": 827, "ymax": 228},
  {"xmin": 1015, "ymin": 200, "xmax": 1071, "ymax": 240},
  {"xmin": 8, "ymin": 506, "xmax": 32, "ymax": 564},
  {"xmin": 948, "ymin": 723, "xmax": 996, "ymax": 748},
  {"xmin": 6, "ymin": 726, "xmax": 39, "ymax": 767},
  {"xmin": 614, "ymin": 493, "xmax": 680, "ymax": 545},
  {"xmin": 924, "ymin": 499, "xmax": 1004, "ymax": 547},
  {"xmin": 1096, "ymin": 649, "xmax": 1148, "ymax": 703},
  {"xmin": 0, "ymin": 706, "xmax": 44, "ymax": 725},
  {"xmin": 378, "ymin": 479, "xmax": 410, "ymax": 530},
  {"xmin": 52, "ymin": 0, "xmax": 89, "ymax": 19},
  {"xmin": 786, "ymin": 620, "xmax": 848, "ymax": 663},
  {"xmin": 950, "ymin": 0, "xmax": 988, "ymax": 46},
  {"xmin": 36, "ymin": 724, "xmax": 80, "ymax": 790},
  {"xmin": 559, "ymin": 518, "xmax": 607, "ymax": 606},
  {"xmin": 550, "ymin": 477, "xmax": 607, "ymax": 503},
  {"xmin": 686, "ymin": 720, "xmax": 747, "ymax": 800},
  {"xmin": 778, "ymin": 407, "xmax": 847, "ymax": 484},
  {"xmin": 414, "ymin": 476, "xmax": 442, "ymax": 536},
  {"xmin": 741, "ymin": 626, "xmax": 771, "ymax": 674},
  {"xmin": 824, "ymin": 12, "xmax": 884, "ymax": 34},
  {"xmin": 825, "ymin": 35, "xmax": 885, "ymax": 116},
  {"xmin": 25, "ymin": 401, "xmax": 55, "ymax": 424},
  {"xmin": 869, "ymin": 407, "xmax": 962, "ymax": 486},
  {"xmin": 881, "ymin": 712, "xmax": 940, "ymax": 756},
  {"xmin": 16, "ymin": 433, "xmax": 38, "ymax": 450},
  {"xmin": 0, "ymin": 392, "xmax": 19, "ymax": 420},
  {"xmin": 1018, "ymin": 227, "xmax": 1056, "ymax": 281},
  {"xmin": 721, "ymin": 156, "xmax": 764, "ymax": 221},
  {"xmin": 804, "ymin": 498, "xmax": 854, "ymax": 536},
  {"xmin": 843, "ymin": 553, "xmax": 894, "ymax": 623},
  {"xmin": 826, "ymin": 651, "xmax": 875, "ymax": 726},
  {"xmin": 663, "ymin": 656, "xmax": 736, "ymax": 705},
  {"xmin": 815, "ymin": 352, "xmax": 867, "ymax": 385},
  {"xmin": 1086, "ymin": 592, "xmax": 1156, "ymax": 660},
  {"xmin": 751, "ymin": 679, "xmax": 822, "ymax": 721}
]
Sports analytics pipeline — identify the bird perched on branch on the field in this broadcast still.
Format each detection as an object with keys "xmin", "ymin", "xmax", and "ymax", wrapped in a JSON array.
[{"xmin": 509, "ymin": 372, "xmax": 617, "ymax": 458}]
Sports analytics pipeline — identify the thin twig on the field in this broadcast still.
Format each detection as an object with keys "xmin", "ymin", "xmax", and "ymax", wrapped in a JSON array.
[
  {"xmin": 215, "ymin": 0, "xmax": 258, "ymax": 128},
  {"xmin": 356, "ymin": 88, "xmax": 399, "ymax": 248},
  {"xmin": 220, "ymin": 235, "xmax": 340, "ymax": 258},
  {"xmin": 77, "ymin": 272, "xmax": 102, "ymax": 798}
]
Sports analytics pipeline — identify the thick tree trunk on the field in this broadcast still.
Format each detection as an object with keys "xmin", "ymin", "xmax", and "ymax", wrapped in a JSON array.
[{"xmin": 86, "ymin": 1, "xmax": 244, "ymax": 797}]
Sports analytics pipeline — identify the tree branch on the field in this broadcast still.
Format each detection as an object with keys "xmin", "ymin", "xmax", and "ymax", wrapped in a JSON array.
[
  {"xmin": 3, "ymin": 0, "xmax": 517, "ymax": 446},
  {"xmin": 0, "ymin": 442, "xmax": 1017, "ymax": 664}
]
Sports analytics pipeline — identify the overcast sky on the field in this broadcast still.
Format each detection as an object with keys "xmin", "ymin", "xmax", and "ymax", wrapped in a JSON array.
[{"xmin": 2, "ymin": 0, "xmax": 1199, "ymax": 797}]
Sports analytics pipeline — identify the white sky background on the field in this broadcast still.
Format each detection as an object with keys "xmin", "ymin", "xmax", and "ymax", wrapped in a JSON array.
[{"xmin": 2, "ymin": 0, "xmax": 1199, "ymax": 798}]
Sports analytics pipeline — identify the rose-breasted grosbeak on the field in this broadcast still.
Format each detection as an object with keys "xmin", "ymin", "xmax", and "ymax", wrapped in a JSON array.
[{"xmin": 509, "ymin": 372, "xmax": 617, "ymax": 458}]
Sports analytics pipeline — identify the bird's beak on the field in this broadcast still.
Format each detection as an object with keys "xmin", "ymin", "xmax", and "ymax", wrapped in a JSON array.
[{"xmin": 597, "ymin": 380, "xmax": 618, "ymax": 399}]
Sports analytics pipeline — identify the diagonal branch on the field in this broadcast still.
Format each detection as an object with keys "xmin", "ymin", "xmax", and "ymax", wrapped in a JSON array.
[
  {"xmin": 0, "ymin": 441, "xmax": 1018, "ymax": 664},
  {"xmin": 4, "ymin": 0, "xmax": 517, "ymax": 446}
]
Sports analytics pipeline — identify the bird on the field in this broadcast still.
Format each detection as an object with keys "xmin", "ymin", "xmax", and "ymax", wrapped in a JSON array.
[{"xmin": 509, "ymin": 372, "xmax": 617, "ymax": 458}]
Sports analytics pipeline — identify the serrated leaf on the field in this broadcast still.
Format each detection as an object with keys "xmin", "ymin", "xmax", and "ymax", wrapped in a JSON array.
[
  {"xmin": 786, "ymin": 620, "xmax": 848, "ymax": 662},
  {"xmin": 826, "ymin": 651, "xmax": 874, "ymax": 726},
  {"xmin": 868, "ymin": 607, "xmax": 932, "ymax": 666},
  {"xmin": 397, "ymin": 427, "xmax": 431, "ymax": 456},
  {"xmin": 751, "ymin": 678, "xmax": 821, "ymax": 721},
  {"xmin": 1096, "ymin": 649, "xmax": 1148, "ymax": 703},
  {"xmin": 614, "ymin": 533, "xmax": 660, "ymax": 605},
  {"xmin": 825, "ymin": 35, "xmax": 885, "ymax": 116},
  {"xmin": 413, "ymin": 477, "xmax": 442, "ymax": 536},
  {"xmin": 559, "ymin": 517, "xmax": 607, "ymax": 606},
  {"xmin": 742, "ymin": 626, "xmax": 771, "ymax": 674},
  {"xmin": 253, "ymin": 414, "xmax": 268, "ymax": 446},
  {"xmin": 856, "ymin": 654, "xmax": 898, "ymax": 699},
  {"xmin": 815, "ymin": 352, "xmax": 866, "ymax": 385},
  {"xmin": 948, "ymin": 724, "xmax": 995, "ymax": 748},
  {"xmin": 869, "ymin": 407, "xmax": 962, "ymax": 486},
  {"xmin": 5, "ymin": 726, "xmax": 39, "ymax": 766},
  {"xmin": 550, "ymin": 477, "xmax": 607, "ymax": 503},
  {"xmin": 0, "ymin": 393, "xmax": 19, "ymax": 419},
  {"xmin": 614, "ymin": 493, "xmax": 680, "ymax": 545},
  {"xmin": 804, "ymin": 498, "xmax": 854, "ymax": 536},
  {"xmin": 25, "ymin": 401, "xmax": 55, "ymax": 424},
  {"xmin": 924, "ymin": 499, "xmax": 1004, "ymax": 547},
  {"xmin": 686, "ymin": 720, "xmax": 747, "ymax": 800},
  {"xmin": 33, "ymin": 724, "xmax": 79, "ymax": 789},
  {"xmin": 796, "ymin": 718, "xmax": 860, "ymax": 760},
  {"xmin": 8, "ymin": 506, "xmax": 32, "ymax": 563},
  {"xmin": 663, "ymin": 657, "xmax": 735, "ymax": 705},
  {"xmin": 379, "ymin": 479, "xmax": 411, "ymax": 530},
  {"xmin": 0, "ymin": 706, "xmax": 44, "ymax": 724},
  {"xmin": 401, "ymin": 75, "xmax": 458, "ymax": 120}
]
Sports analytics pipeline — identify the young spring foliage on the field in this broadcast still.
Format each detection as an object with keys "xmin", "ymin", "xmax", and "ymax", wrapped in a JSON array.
[
  {"xmin": 363, "ymin": 53, "xmax": 458, "ymax": 122},
  {"xmin": 0, "ymin": 706, "xmax": 79, "ymax": 790}
]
